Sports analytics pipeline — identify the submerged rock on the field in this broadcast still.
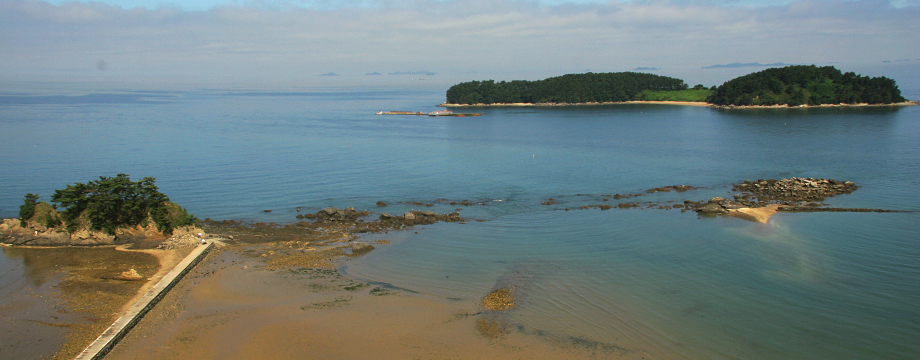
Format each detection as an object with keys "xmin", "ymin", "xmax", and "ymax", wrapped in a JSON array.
[{"xmin": 482, "ymin": 288, "xmax": 515, "ymax": 311}]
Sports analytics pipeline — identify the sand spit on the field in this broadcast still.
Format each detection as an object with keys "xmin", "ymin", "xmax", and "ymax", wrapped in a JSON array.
[
  {"xmin": 712, "ymin": 100, "xmax": 919, "ymax": 109},
  {"xmin": 440, "ymin": 100, "xmax": 919, "ymax": 109},
  {"xmin": 727, "ymin": 205, "xmax": 781, "ymax": 224},
  {"xmin": 440, "ymin": 101, "xmax": 710, "ymax": 107}
]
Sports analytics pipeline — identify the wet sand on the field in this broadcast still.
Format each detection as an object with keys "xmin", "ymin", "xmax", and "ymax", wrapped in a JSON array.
[
  {"xmin": 104, "ymin": 244, "xmax": 656, "ymax": 360},
  {"xmin": 112, "ymin": 245, "xmax": 193, "ymax": 314},
  {"xmin": 728, "ymin": 205, "xmax": 781, "ymax": 224},
  {"xmin": 0, "ymin": 245, "xmax": 161, "ymax": 359}
]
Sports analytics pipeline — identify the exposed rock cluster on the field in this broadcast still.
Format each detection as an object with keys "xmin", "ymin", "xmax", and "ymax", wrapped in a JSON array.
[
  {"xmin": 379, "ymin": 210, "xmax": 462, "ymax": 226},
  {"xmin": 687, "ymin": 197, "xmax": 760, "ymax": 214},
  {"xmin": 687, "ymin": 178, "xmax": 858, "ymax": 215},
  {"xmin": 646, "ymin": 185, "xmax": 695, "ymax": 193},
  {"xmin": 732, "ymin": 178, "xmax": 857, "ymax": 202},
  {"xmin": 297, "ymin": 207, "xmax": 370, "ymax": 221},
  {"xmin": 0, "ymin": 218, "xmax": 115, "ymax": 246},
  {"xmin": 156, "ymin": 233, "xmax": 205, "ymax": 250}
]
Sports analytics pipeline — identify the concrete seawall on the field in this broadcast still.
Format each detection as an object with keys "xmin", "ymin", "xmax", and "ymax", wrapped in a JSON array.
[{"xmin": 74, "ymin": 242, "xmax": 214, "ymax": 360}]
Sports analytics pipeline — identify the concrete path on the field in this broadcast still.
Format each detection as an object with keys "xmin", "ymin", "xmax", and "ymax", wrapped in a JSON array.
[{"xmin": 74, "ymin": 242, "xmax": 214, "ymax": 360}]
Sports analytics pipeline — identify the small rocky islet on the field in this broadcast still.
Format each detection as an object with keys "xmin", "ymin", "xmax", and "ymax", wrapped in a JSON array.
[{"xmin": 689, "ymin": 177, "xmax": 859, "ymax": 215}]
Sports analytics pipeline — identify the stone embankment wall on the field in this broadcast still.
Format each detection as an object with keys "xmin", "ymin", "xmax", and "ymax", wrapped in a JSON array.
[{"xmin": 75, "ymin": 242, "xmax": 214, "ymax": 360}]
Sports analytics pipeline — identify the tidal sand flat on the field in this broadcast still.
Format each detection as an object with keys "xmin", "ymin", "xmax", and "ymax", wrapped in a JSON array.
[
  {"xmin": 0, "ymin": 246, "xmax": 163, "ymax": 359},
  {"xmin": 104, "ymin": 243, "xmax": 663, "ymax": 360}
]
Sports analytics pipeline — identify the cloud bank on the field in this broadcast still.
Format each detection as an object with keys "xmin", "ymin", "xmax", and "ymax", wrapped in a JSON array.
[{"xmin": 1, "ymin": 0, "xmax": 918, "ymax": 85}]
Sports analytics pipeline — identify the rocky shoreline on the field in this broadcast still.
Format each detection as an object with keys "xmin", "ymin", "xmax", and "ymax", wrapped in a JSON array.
[
  {"xmin": 711, "ymin": 101, "xmax": 919, "ymax": 110},
  {"xmin": 1, "ymin": 177, "xmax": 905, "ymax": 248},
  {"xmin": 0, "ymin": 219, "xmax": 205, "ymax": 247}
]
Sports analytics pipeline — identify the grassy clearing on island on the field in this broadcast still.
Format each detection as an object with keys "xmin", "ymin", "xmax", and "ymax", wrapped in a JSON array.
[{"xmin": 638, "ymin": 89, "xmax": 712, "ymax": 102}]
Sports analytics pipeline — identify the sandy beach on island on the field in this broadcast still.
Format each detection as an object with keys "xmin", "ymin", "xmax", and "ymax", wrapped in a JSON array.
[
  {"xmin": 440, "ymin": 100, "xmax": 919, "ymax": 108},
  {"xmin": 440, "ymin": 100, "xmax": 711, "ymax": 107},
  {"xmin": 102, "ymin": 242, "xmax": 666, "ymax": 360}
]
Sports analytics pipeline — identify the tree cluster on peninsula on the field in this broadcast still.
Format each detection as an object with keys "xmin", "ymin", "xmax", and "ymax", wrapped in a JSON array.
[
  {"xmin": 445, "ymin": 72, "xmax": 688, "ymax": 105},
  {"xmin": 17, "ymin": 174, "xmax": 196, "ymax": 237},
  {"xmin": 706, "ymin": 65, "xmax": 906, "ymax": 106}
]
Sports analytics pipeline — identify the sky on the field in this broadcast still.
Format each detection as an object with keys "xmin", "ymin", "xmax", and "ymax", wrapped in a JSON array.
[{"xmin": 2, "ymin": 0, "xmax": 919, "ymax": 88}]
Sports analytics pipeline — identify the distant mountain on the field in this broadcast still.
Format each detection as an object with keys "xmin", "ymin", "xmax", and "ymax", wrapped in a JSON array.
[
  {"xmin": 319, "ymin": 72, "xmax": 339, "ymax": 76},
  {"xmin": 633, "ymin": 67, "xmax": 659, "ymax": 71},
  {"xmin": 365, "ymin": 72, "xmax": 382, "ymax": 76},
  {"xmin": 388, "ymin": 71, "xmax": 437, "ymax": 76},
  {"xmin": 702, "ymin": 62, "xmax": 790, "ymax": 69}
]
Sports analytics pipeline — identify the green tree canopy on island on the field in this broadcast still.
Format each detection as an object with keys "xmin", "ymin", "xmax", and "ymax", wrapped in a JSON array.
[
  {"xmin": 445, "ymin": 72, "xmax": 688, "ymax": 105},
  {"xmin": 44, "ymin": 174, "xmax": 196, "ymax": 235},
  {"xmin": 706, "ymin": 65, "xmax": 906, "ymax": 106}
]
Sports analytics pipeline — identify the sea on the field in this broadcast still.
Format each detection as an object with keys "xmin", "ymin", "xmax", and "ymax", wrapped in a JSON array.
[{"xmin": 1, "ymin": 81, "xmax": 918, "ymax": 359}]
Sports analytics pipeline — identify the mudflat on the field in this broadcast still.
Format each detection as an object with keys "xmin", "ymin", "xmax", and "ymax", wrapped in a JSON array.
[
  {"xmin": 104, "ymin": 243, "xmax": 656, "ymax": 360},
  {"xmin": 0, "ymin": 245, "xmax": 162, "ymax": 359}
]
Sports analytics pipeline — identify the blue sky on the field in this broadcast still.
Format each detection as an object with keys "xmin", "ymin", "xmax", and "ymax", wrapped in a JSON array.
[{"xmin": 3, "ymin": 0, "xmax": 919, "ymax": 87}]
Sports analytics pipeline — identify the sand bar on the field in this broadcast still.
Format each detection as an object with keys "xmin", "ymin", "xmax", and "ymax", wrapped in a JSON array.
[
  {"xmin": 728, "ymin": 204, "xmax": 781, "ymax": 224},
  {"xmin": 440, "ymin": 101, "xmax": 710, "ymax": 107}
]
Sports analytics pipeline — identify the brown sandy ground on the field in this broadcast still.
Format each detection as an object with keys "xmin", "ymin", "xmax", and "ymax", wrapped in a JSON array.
[
  {"xmin": 103, "ymin": 241, "xmax": 657, "ymax": 360},
  {"xmin": 440, "ymin": 101, "xmax": 710, "ymax": 107},
  {"xmin": 727, "ymin": 205, "xmax": 781, "ymax": 224}
]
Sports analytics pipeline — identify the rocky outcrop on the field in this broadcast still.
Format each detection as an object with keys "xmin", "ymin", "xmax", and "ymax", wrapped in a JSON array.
[
  {"xmin": 687, "ymin": 197, "xmax": 759, "ymax": 215},
  {"xmin": 732, "ymin": 178, "xmax": 857, "ymax": 203},
  {"xmin": 387, "ymin": 210, "xmax": 462, "ymax": 226},
  {"xmin": 297, "ymin": 207, "xmax": 370, "ymax": 221},
  {"xmin": 687, "ymin": 178, "xmax": 859, "ymax": 216},
  {"xmin": 0, "ymin": 218, "xmax": 116, "ymax": 246},
  {"xmin": 349, "ymin": 242, "xmax": 375, "ymax": 256},
  {"xmin": 292, "ymin": 206, "xmax": 464, "ymax": 232},
  {"xmin": 646, "ymin": 185, "xmax": 695, "ymax": 193},
  {"xmin": 0, "ymin": 218, "xmax": 204, "ymax": 247}
]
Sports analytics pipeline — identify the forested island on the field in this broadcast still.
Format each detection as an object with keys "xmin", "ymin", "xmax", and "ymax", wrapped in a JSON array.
[
  {"xmin": 706, "ymin": 65, "xmax": 906, "ymax": 106},
  {"xmin": 444, "ymin": 72, "xmax": 692, "ymax": 105},
  {"xmin": 442, "ymin": 66, "xmax": 912, "ymax": 107}
]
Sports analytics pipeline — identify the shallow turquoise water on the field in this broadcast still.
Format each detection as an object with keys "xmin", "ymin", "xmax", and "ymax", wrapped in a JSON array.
[{"xmin": 1, "ymin": 84, "xmax": 918, "ymax": 359}]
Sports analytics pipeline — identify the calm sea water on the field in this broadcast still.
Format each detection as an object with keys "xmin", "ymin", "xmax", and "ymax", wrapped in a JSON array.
[{"xmin": 1, "ymin": 84, "xmax": 918, "ymax": 359}]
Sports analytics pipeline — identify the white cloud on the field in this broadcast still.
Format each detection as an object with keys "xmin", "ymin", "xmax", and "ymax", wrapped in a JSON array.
[{"xmin": 2, "ymin": 0, "xmax": 918, "ymax": 85}]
